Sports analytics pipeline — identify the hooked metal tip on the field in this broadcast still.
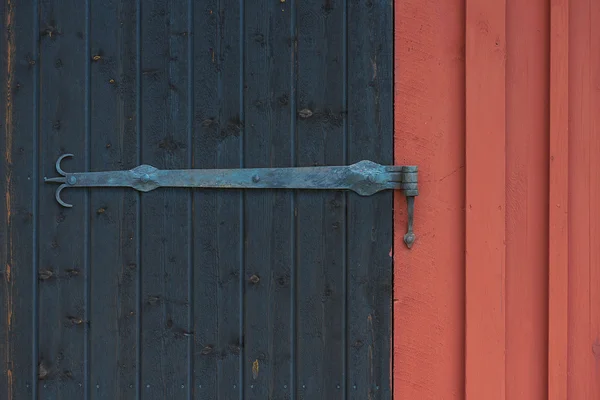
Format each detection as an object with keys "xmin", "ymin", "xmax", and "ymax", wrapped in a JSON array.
[
  {"xmin": 55, "ymin": 153, "xmax": 74, "ymax": 176},
  {"xmin": 55, "ymin": 184, "xmax": 73, "ymax": 208}
]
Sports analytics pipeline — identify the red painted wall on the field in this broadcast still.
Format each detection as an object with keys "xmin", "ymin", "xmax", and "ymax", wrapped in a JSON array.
[{"xmin": 393, "ymin": 0, "xmax": 600, "ymax": 399}]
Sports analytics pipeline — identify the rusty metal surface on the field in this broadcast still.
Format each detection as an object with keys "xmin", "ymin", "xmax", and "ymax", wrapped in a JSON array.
[
  {"xmin": 44, "ymin": 155, "xmax": 418, "ymax": 247},
  {"xmin": 46, "ymin": 154, "xmax": 416, "ymax": 199}
]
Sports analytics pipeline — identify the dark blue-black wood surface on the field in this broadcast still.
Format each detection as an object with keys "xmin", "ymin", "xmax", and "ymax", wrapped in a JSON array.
[{"xmin": 0, "ymin": 0, "xmax": 393, "ymax": 398}]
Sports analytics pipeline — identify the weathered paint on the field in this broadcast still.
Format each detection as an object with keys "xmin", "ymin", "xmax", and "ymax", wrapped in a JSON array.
[
  {"xmin": 0, "ymin": 0, "xmax": 394, "ymax": 399},
  {"xmin": 548, "ymin": 1, "xmax": 570, "ymax": 397},
  {"xmin": 3, "ymin": 1, "xmax": 15, "ymax": 398},
  {"xmin": 394, "ymin": 1, "xmax": 466, "ymax": 399},
  {"xmin": 1, "ymin": 1, "xmax": 39, "ymax": 398},
  {"xmin": 505, "ymin": 1, "xmax": 549, "ymax": 398},
  {"xmin": 465, "ymin": 0, "xmax": 507, "ymax": 397},
  {"xmin": 394, "ymin": 0, "xmax": 600, "ymax": 399}
]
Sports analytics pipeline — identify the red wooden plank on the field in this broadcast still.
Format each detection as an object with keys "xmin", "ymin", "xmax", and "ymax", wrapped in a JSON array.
[
  {"xmin": 505, "ymin": 0, "xmax": 550, "ymax": 398},
  {"xmin": 590, "ymin": 1, "xmax": 600, "ymax": 397},
  {"xmin": 566, "ymin": 0, "xmax": 600, "ymax": 398},
  {"xmin": 567, "ymin": 0, "xmax": 592, "ymax": 397},
  {"xmin": 393, "ymin": 1, "xmax": 466, "ymax": 399},
  {"xmin": 465, "ymin": 0, "xmax": 506, "ymax": 399},
  {"xmin": 548, "ymin": 0, "xmax": 569, "ymax": 398}
]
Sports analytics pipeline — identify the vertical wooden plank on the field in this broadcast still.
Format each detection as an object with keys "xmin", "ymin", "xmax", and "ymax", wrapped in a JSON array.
[
  {"xmin": 393, "ymin": 1, "xmax": 466, "ymax": 399},
  {"xmin": 191, "ymin": 0, "xmax": 219, "ymax": 397},
  {"xmin": 295, "ymin": 0, "xmax": 345, "ymax": 397},
  {"xmin": 88, "ymin": 0, "xmax": 139, "ymax": 398},
  {"xmin": 548, "ymin": 0, "xmax": 569, "ymax": 398},
  {"xmin": 185, "ymin": 1, "xmax": 194, "ymax": 397},
  {"xmin": 192, "ymin": 0, "xmax": 243, "ymax": 398},
  {"xmin": 242, "ymin": 0, "xmax": 293, "ymax": 398},
  {"xmin": 567, "ymin": 0, "xmax": 591, "ymax": 398},
  {"xmin": 139, "ymin": 0, "xmax": 191, "ymax": 397},
  {"xmin": 465, "ymin": 0, "xmax": 506, "ymax": 399},
  {"xmin": 505, "ymin": 0, "xmax": 549, "ymax": 398},
  {"xmin": 1, "ymin": 0, "xmax": 38, "ymax": 397},
  {"xmin": 346, "ymin": 0, "xmax": 393, "ymax": 399},
  {"xmin": 38, "ymin": 0, "xmax": 88, "ymax": 397},
  {"xmin": 590, "ymin": 2, "xmax": 600, "ymax": 397}
]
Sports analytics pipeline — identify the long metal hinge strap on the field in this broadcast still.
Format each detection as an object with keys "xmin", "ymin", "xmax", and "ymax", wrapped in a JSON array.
[{"xmin": 45, "ymin": 154, "xmax": 419, "ymax": 248}]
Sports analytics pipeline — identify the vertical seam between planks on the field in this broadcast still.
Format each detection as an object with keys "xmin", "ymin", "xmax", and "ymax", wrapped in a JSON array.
[
  {"xmin": 84, "ymin": 0, "xmax": 92, "ymax": 397},
  {"xmin": 389, "ymin": 1, "xmax": 394, "ymax": 394},
  {"xmin": 503, "ymin": 2, "xmax": 508, "ymax": 397},
  {"xmin": 187, "ymin": 0, "xmax": 194, "ymax": 397},
  {"xmin": 216, "ymin": 0, "xmax": 222, "ymax": 391},
  {"xmin": 341, "ymin": 0, "xmax": 348, "ymax": 396},
  {"xmin": 588, "ymin": 0, "xmax": 592, "ymax": 395},
  {"xmin": 135, "ymin": 0, "xmax": 142, "ymax": 397},
  {"xmin": 238, "ymin": 0, "xmax": 246, "ymax": 397},
  {"xmin": 289, "ymin": 0, "xmax": 297, "ymax": 397},
  {"xmin": 503, "ymin": 6, "xmax": 508, "ymax": 398},
  {"xmin": 32, "ymin": 0, "xmax": 41, "ymax": 397},
  {"xmin": 290, "ymin": 0, "xmax": 298, "ymax": 400}
]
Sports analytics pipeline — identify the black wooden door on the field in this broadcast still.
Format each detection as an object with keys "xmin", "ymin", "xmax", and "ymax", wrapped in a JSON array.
[{"xmin": 1, "ymin": 0, "xmax": 393, "ymax": 398}]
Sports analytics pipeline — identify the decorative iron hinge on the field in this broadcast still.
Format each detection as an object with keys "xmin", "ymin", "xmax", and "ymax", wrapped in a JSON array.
[{"xmin": 45, "ymin": 154, "xmax": 418, "ymax": 248}]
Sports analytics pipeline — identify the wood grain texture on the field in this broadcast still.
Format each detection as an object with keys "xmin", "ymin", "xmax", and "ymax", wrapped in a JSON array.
[
  {"xmin": 465, "ymin": 0, "xmax": 506, "ymax": 399},
  {"xmin": 1, "ymin": 1, "xmax": 38, "ymax": 397},
  {"xmin": 242, "ymin": 0, "xmax": 293, "ymax": 399},
  {"xmin": 88, "ymin": 0, "xmax": 139, "ymax": 398},
  {"xmin": 346, "ymin": 0, "xmax": 393, "ymax": 398},
  {"xmin": 0, "ymin": 2, "xmax": 8, "ymax": 394},
  {"xmin": 38, "ymin": 1, "xmax": 88, "ymax": 397},
  {"xmin": 590, "ymin": 3, "xmax": 600, "ymax": 396},
  {"xmin": 393, "ymin": 1, "xmax": 465, "ymax": 399},
  {"xmin": 505, "ymin": 0, "xmax": 549, "ymax": 398},
  {"xmin": 548, "ymin": 0, "xmax": 569, "ymax": 398},
  {"xmin": 295, "ymin": 0, "xmax": 346, "ymax": 397},
  {"xmin": 191, "ymin": 0, "xmax": 221, "ymax": 398},
  {"xmin": 191, "ymin": 0, "xmax": 245, "ymax": 397},
  {"xmin": 566, "ymin": 0, "xmax": 600, "ymax": 398},
  {"xmin": 1, "ymin": 1, "xmax": 395, "ymax": 398},
  {"xmin": 140, "ymin": 0, "xmax": 192, "ymax": 397},
  {"xmin": 393, "ymin": 1, "xmax": 600, "ymax": 399}
]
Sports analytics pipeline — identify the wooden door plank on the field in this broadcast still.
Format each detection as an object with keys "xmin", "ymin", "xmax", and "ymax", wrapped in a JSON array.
[
  {"xmin": 465, "ymin": 0, "xmax": 506, "ymax": 399},
  {"xmin": 295, "ymin": 1, "xmax": 346, "ymax": 398},
  {"xmin": 139, "ymin": 0, "xmax": 193, "ymax": 398},
  {"xmin": 548, "ymin": 0, "xmax": 569, "ymax": 398},
  {"xmin": 346, "ymin": 1, "xmax": 393, "ymax": 399},
  {"xmin": 242, "ymin": 0, "xmax": 294, "ymax": 398},
  {"xmin": 88, "ymin": 0, "xmax": 140, "ymax": 398},
  {"xmin": 1, "ymin": 1, "xmax": 39, "ymax": 397},
  {"xmin": 38, "ymin": 1, "xmax": 89, "ymax": 397},
  {"xmin": 190, "ymin": 0, "xmax": 219, "ymax": 397},
  {"xmin": 192, "ymin": 0, "xmax": 244, "ymax": 398},
  {"xmin": 393, "ymin": 1, "xmax": 466, "ymax": 399}
]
